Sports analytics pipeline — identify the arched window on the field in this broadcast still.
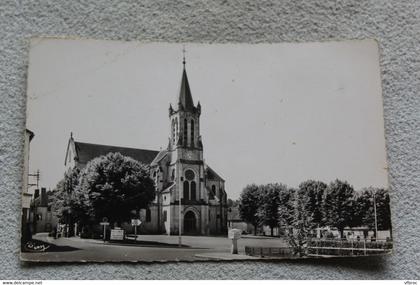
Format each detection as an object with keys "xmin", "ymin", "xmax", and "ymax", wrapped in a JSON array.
[
  {"xmin": 171, "ymin": 169, "xmax": 175, "ymax": 181},
  {"xmin": 190, "ymin": 181, "xmax": 196, "ymax": 200},
  {"xmin": 146, "ymin": 208, "xmax": 151, "ymax": 222},
  {"xmin": 183, "ymin": 181, "xmax": 190, "ymax": 200},
  {"xmin": 210, "ymin": 185, "xmax": 216, "ymax": 199},
  {"xmin": 183, "ymin": 118, "xmax": 188, "ymax": 146},
  {"xmin": 190, "ymin": 119, "xmax": 194, "ymax": 147}
]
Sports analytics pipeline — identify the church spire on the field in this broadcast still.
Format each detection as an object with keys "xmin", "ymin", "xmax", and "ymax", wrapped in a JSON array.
[
  {"xmin": 182, "ymin": 45, "xmax": 186, "ymax": 67},
  {"xmin": 177, "ymin": 47, "xmax": 195, "ymax": 112}
]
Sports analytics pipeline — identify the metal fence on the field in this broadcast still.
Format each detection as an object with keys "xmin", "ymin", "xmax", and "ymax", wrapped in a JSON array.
[
  {"xmin": 245, "ymin": 246, "xmax": 294, "ymax": 258},
  {"xmin": 244, "ymin": 238, "xmax": 392, "ymax": 258},
  {"xmin": 306, "ymin": 238, "xmax": 393, "ymax": 257}
]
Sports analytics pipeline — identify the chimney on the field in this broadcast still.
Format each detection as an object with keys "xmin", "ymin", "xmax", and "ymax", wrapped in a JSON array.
[
  {"xmin": 40, "ymin": 187, "xmax": 48, "ymax": 207},
  {"xmin": 34, "ymin": 189, "xmax": 40, "ymax": 199}
]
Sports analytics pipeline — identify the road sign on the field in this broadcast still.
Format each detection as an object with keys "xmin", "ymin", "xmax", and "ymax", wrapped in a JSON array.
[
  {"xmin": 100, "ymin": 220, "xmax": 110, "ymax": 242},
  {"xmin": 110, "ymin": 229, "xmax": 125, "ymax": 241},
  {"xmin": 131, "ymin": 219, "xmax": 142, "ymax": 226}
]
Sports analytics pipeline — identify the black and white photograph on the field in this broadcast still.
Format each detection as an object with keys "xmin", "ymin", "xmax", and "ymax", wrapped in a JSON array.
[{"xmin": 21, "ymin": 38, "xmax": 393, "ymax": 262}]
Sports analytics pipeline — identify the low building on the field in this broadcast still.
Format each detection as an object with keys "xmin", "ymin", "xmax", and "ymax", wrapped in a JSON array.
[
  {"xmin": 227, "ymin": 206, "xmax": 254, "ymax": 234},
  {"xmin": 30, "ymin": 188, "xmax": 58, "ymax": 234}
]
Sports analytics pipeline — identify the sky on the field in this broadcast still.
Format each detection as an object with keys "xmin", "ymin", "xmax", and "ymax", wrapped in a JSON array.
[{"xmin": 26, "ymin": 38, "xmax": 389, "ymax": 199}]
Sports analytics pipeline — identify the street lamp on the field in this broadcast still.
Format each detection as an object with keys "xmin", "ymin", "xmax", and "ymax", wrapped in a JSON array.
[
  {"xmin": 373, "ymin": 191, "xmax": 378, "ymax": 239},
  {"xmin": 178, "ymin": 183, "xmax": 182, "ymax": 247}
]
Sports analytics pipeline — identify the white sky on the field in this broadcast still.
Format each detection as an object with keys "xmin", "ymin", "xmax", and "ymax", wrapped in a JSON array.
[{"xmin": 26, "ymin": 38, "xmax": 388, "ymax": 199}]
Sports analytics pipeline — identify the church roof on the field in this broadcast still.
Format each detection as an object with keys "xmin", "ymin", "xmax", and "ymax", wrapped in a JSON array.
[
  {"xmin": 161, "ymin": 182, "xmax": 175, "ymax": 194},
  {"xmin": 177, "ymin": 68, "xmax": 195, "ymax": 111},
  {"xmin": 74, "ymin": 141, "xmax": 159, "ymax": 165},
  {"xmin": 205, "ymin": 164, "xmax": 225, "ymax": 182},
  {"xmin": 150, "ymin": 149, "xmax": 168, "ymax": 166}
]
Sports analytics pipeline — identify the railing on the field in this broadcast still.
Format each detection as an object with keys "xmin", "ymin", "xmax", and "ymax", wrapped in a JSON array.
[
  {"xmin": 306, "ymin": 238, "xmax": 393, "ymax": 257},
  {"xmin": 245, "ymin": 246, "xmax": 294, "ymax": 258},
  {"xmin": 244, "ymin": 238, "xmax": 393, "ymax": 258}
]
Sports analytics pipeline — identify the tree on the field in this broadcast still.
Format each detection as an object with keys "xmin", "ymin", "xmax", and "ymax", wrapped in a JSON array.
[
  {"xmin": 354, "ymin": 187, "xmax": 392, "ymax": 236},
  {"xmin": 239, "ymin": 184, "xmax": 261, "ymax": 235},
  {"xmin": 323, "ymin": 179, "xmax": 356, "ymax": 238},
  {"xmin": 51, "ymin": 168, "xmax": 79, "ymax": 220},
  {"xmin": 77, "ymin": 152, "xmax": 155, "ymax": 225},
  {"xmin": 353, "ymin": 189, "xmax": 373, "ymax": 228},
  {"xmin": 256, "ymin": 183, "xmax": 283, "ymax": 236},
  {"xmin": 373, "ymin": 188, "xmax": 392, "ymax": 232},
  {"xmin": 296, "ymin": 180, "xmax": 327, "ymax": 232},
  {"xmin": 50, "ymin": 167, "xmax": 87, "ymax": 236},
  {"xmin": 278, "ymin": 186, "xmax": 295, "ymax": 234},
  {"xmin": 227, "ymin": 198, "xmax": 239, "ymax": 207}
]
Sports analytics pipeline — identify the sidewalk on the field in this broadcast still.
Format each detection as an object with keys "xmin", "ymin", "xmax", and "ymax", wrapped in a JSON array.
[
  {"xmin": 66, "ymin": 236, "xmax": 189, "ymax": 248},
  {"xmin": 194, "ymin": 252, "xmax": 260, "ymax": 260}
]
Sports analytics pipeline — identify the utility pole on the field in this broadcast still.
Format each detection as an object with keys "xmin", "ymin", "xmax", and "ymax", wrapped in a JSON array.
[
  {"xmin": 28, "ymin": 169, "xmax": 40, "ymax": 188},
  {"xmin": 373, "ymin": 191, "xmax": 378, "ymax": 239}
]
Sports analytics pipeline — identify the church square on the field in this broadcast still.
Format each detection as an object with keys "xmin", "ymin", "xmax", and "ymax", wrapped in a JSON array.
[{"xmin": 21, "ymin": 38, "xmax": 393, "ymax": 262}]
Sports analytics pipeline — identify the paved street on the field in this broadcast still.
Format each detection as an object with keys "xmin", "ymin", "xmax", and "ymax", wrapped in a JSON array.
[{"xmin": 21, "ymin": 233, "xmax": 288, "ymax": 262}]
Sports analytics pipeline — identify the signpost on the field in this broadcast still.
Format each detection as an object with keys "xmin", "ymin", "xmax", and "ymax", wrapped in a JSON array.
[
  {"xmin": 110, "ymin": 229, "xmax": 125, "ymax": 241},
  {"xmin": 100, "ymin": 217, "xmax": 109, "ymax": 242},
  {"xmin": 131, "ymin": 219, "xmax": 141, "ymax": 240},
  {"xmin": 228, "ymin": 229, "xmax": 242, "ymax": 254}
]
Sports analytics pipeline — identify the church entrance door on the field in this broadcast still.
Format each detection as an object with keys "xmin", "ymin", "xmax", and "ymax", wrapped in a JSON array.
[{"xmin": 184, "ymin": 211, "xmax": 197, "ymax": 234}]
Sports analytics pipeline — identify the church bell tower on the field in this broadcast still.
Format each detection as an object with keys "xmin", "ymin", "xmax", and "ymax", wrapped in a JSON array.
[{"xmin": 167, "ymin": 50, "xmax": 208, "ymax": 235}]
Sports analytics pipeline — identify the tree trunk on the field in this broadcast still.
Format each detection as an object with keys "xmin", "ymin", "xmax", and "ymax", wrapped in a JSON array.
[
  {"xmin": 270, "ymin": 226, "xmax": 274, "ymax": 237},
  {"xmin": 253, "ymin": 224, "xmax": 257, "ymax": 236}
]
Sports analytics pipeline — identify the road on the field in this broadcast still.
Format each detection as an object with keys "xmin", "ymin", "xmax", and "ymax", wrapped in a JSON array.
[{"xmin": 21, "ymin": 233, "xmax": 288, "ymax": 262}]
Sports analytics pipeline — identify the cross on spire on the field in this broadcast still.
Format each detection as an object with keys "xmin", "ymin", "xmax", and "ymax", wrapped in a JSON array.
[{"xmin": 182, "ymin": 45, "xmax": 186, "ymax": 67}]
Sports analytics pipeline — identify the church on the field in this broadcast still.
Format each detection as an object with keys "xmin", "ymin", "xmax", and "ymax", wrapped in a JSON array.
[{"xmin": 64, "ymin": 60, "xmax": 228, "ymax": 236}]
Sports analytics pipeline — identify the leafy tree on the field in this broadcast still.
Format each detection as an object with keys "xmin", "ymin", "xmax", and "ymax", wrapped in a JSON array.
[
  {"xmin": 353, "ymin": 189, "xmax": 372, "ymax": 228},
  {"xmin": 323, "ymin": 179, "xmax": 356, "ymax": 238},
  {"xmin": 296, "ymin": 180, "xmax": 327, "ymax": 232},
  {"xmin": 77, "ymin": 152, "xmax": 155, "ymax": 225},
  {"xmin": 354, "ymin": 187, "xmax": 392, "ymax": 235},
  {"xmin": 50, "ymin": 167, "xmax": 87, "ymax": 236},
  {"xmin": 51, "ymin": 168, "xmax": 79, "ymax": 220},
  {"xmin": 373, "ymin": 188, "xmax": 392, "ymax": 232},
  {"xmin": 239, "ymin": 184, "xmax": 261, "ymax": 235},
  {"xmin": 278, "ymin": 186, "xmax": 295, "ymax": 235},
  {"xmin": 256, "ymin": 183, "xmax": 283, "ymax": 236}
]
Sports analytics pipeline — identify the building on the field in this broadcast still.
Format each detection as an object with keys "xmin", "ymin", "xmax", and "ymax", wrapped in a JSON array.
[
  {"xmin": 64, "ymin": 61, "xmax": 228, "ymax": 235},
  {"xmin": 30, "ymin": 187, "xmax": 58, "ymax": 234},
  {"xmin": 227, "ymin": 206, "xmax": 254, "ymax": 234},
  {"xmin": 22, "ymin": 129, "xmax": 34, "ymax": 242}
]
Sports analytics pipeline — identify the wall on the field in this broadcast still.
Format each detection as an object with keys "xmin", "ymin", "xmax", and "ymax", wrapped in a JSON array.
[{"xmin": 0, "ymin": 0, "xmax": 419, "ymax": 279}]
